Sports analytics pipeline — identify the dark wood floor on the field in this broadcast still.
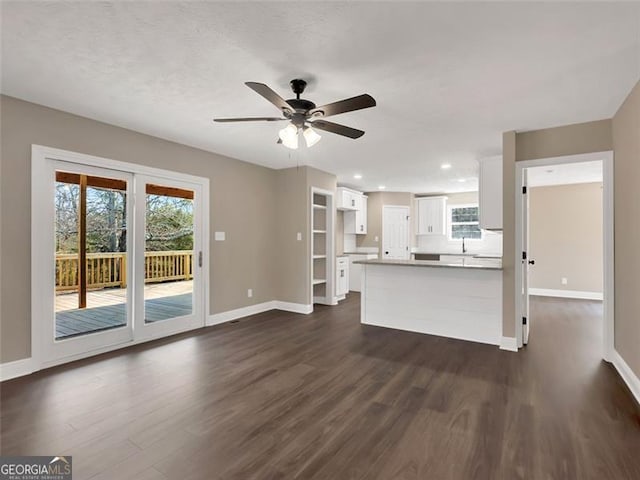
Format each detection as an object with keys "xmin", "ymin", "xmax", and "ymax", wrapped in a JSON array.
[{"xmin": 1, "ymin": 294, "xmax": 639, "ymax": 479}]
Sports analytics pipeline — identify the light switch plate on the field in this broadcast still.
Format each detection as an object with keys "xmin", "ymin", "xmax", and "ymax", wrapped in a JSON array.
[
  {"xmin": 215, "ymin": 231, "xmax": 226, "ymax": 241},
  {"xmin": 297, "ymin": 232, "xmax": 302, "ymax": 241}
]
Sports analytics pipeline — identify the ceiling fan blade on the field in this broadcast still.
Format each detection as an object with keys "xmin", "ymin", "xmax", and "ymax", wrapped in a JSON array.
[
  {"xmin": 213, "ymin": 117, "xmax": 287, "ymax": 122},
  {"xmin": 245, "ymin": 82, "xmax": 293, "ymax": 113},
  {"xmin": 310, "ymin": 94, "xmax": 376, "ymax": 118},
  {"xmin": 310, "ymin": 120, "xmax": 365, "ymax": 139}
]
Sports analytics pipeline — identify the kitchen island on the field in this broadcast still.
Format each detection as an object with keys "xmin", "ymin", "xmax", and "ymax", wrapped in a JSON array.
[{"xmin": 355, "ymin": 258, "xmax": 503, "ymax": 346}]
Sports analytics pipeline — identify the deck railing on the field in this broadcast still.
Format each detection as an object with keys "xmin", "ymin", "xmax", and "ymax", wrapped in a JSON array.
[{"xmin": 55, "ymin": 251, "xmax": 193, "ymax": 292}]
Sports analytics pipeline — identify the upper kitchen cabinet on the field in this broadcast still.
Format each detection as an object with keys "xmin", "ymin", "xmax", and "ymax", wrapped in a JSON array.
[
  {"xmin": 416, "ymin": 196, "xmax": 447, "ymax": 235},
  {"xmin": 344, "ymin": 195, "xmax": 367, "ymax": 234},
  {"xmin": 478, "ymin": 156, "xmax": 503, "ymax": 230},
  {"xmin": 337, "ymin": 187, "xmax": 360, "ymax": 211}
]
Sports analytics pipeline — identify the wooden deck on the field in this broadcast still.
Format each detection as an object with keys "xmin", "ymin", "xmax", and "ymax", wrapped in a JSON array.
[{"xmin": 55, "ymin": 281, "xmax": 193, "ymax": 339}]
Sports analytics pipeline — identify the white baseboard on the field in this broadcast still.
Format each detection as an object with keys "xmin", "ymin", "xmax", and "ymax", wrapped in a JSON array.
[
  {"xmin": 207, "ymin": 301, "xmax": 276, "ymax": 326},
  {"xmin": 529, "ymin": 288, "xmax": 603, "ymax": 301},
  {"xmin": 499, "ymin": 336, "xmax": 518, "ymax": 352},
  {"xmin": 206, "ymin": 300, "xmax": 313, "ymax": 327},
  {"xmin": 612, "ymin": 349, "xmax": 640, "ymax": 407},
  {"xmin": 1, "ymin": 357, "xmax": 35, "ymax": 382},
  {"xmin": 274, "ymin": 301, "xmax": 313, "ymax": 314}
]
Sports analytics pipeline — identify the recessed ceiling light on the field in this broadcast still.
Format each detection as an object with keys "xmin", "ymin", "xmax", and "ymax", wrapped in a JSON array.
[
  {"xmin": 441, "ymin": 163, "xmax": 452, "ymax": 170},
  {"xmin": 354, "ymin": 174, "xmax": 362, "ymax": 179},
  {"xmin": 458, "ymin": 178, "xmax": 467, "ymax": 183},
  {"xmin": 378, "ymin": 185, "xmax": 386, "ymax": 190}
]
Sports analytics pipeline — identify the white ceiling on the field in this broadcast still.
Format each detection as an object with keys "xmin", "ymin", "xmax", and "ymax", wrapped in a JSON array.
[
  {"xmin": 2, "ymin": 2, "xmax": 639, "ymax": 194},
  {"xmin": 528, "ymin": 160, "xmax": 603, "ymax": 187}
]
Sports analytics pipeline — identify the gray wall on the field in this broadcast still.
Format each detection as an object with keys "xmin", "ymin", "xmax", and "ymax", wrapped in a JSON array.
[
  {"xmin": 612, "ymin": 79, "xmax": 640, "ymax": 379},
  {"xmin": 529, "ymin": 183, "xmax": 603, "ymax": 293},
  {"xmin": 0, "ymin": 96, "xmax": 337, "ymax": 363}
]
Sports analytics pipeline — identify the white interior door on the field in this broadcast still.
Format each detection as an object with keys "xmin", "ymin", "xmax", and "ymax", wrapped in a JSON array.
[
  {"xmin": 133, "ymin": 175, "xmax": 205, "ymax": 341},
  {"xmin": 383, "ymin": 206, "xmax": 410, "ymax": 260},
  {"xmin": 522, "ymin": 169, "xmax": 531, "ymax": 344},
  {"xmin": 45, "ymin": 161, "xmax": 134, "ymax": 363}
]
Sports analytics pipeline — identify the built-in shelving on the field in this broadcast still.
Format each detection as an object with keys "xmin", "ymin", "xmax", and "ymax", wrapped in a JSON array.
[{"xmin": 311, "ymin": 189, "xmax": 334, "ymax": 306}]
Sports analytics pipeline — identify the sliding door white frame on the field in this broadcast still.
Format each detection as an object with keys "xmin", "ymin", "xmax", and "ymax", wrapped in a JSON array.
[{"xmin": 31, "ymin": 145, "xmax": 210, "ymax": 370}]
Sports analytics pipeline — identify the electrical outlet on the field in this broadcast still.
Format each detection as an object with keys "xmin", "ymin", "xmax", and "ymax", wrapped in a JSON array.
[
  {"xmin": 214, "ymin": 231, "xmax": 226, "ymax": 241},
  {"xmin": 297, "ymin": 232, "xmax": 302, "ymax": 241},
  {"xmin": 247, "ymin": 289, "xmax": 253, "ymax": 298},
  {"xmin": 561, "ymin": 277, "xmax": 568, "ymax": 285}
]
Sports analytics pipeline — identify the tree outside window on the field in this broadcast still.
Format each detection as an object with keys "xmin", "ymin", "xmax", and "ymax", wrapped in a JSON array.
[{"xmin": 449, "ymin": 205, "xmax": 482, "ymax": 240}]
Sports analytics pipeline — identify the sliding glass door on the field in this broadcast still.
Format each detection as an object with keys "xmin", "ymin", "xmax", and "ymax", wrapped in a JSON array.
[
  {"xmin": 49, "ymin": 161, "xmax": 134, "ymax": 360},
  {"xmin": 134, "ymin": 175, "xmax": 204, "ymax": 341},
  {"xmin": 37, "ymin": 154, "xmax": 206, "ymax": 366}
]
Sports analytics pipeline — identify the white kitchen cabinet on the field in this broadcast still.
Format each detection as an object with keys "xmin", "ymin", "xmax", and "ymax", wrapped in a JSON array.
[
  {"xmin": 439, "ymin": 255, "xmax": 466, "ymax": 264},
  {"xmin": 337, "ymin": 187, "xmax": 359, "ymax": 211},
  {"xmin": 336, "ymin": 256, "xmax": 349, "ymax": 299},
  {"xmin": 416, "ymin": 197, "xmax": 447, "ymax": 235},
  {"xmin": 347, "ymin": 253, "xmax": 378, "ymax": 292},
  {"xmin": 478, "ymin": 156, "xmax": 503, "ymax": 230},
  {"xmin": 344, "ymin": 195, "xmax": 367, "ymax": 235}
]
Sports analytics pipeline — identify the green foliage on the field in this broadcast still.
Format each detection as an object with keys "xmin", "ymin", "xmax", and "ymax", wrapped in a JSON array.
[
  {"xmin": 145, "ymin": 194, "xmax": 194, "ymax": 251},
  {"xmin": 55, "ymin": 183, "xmax": 194, "ymax": 253}
]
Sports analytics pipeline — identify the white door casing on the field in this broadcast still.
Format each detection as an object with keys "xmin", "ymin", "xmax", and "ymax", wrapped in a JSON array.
[
  {"xmin": 522, "ymin": 168, "xmax": 530, "ymax": 345},
  {"xmin": 515, "ymin": 151, "xmax": 613, "ymax": 359}
]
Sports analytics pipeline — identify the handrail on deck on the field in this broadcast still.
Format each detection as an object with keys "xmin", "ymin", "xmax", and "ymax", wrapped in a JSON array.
[{"xmin": 55, "ymin": 250, "xmax": 193, "ymax": 292}]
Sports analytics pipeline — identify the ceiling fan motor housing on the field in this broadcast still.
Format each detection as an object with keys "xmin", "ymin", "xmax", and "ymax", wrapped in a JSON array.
[{"xmin": 290, "ymin": 78, "xmax": 307, "ymax": 96}]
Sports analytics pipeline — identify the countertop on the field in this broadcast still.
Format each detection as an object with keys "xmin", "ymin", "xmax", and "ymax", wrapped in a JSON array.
[
  {"xmin": 412, "ymin": 252, "xmax": 502, "ymax": 259},
  {"xmin": 353, "ymin": 259, "xmax": 503, "ymax": 270}
]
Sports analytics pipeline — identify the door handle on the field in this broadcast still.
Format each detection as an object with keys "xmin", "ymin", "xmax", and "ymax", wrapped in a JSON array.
[
  {"xmin": 198, "ymin": 251, "xmax": 203, "ymax": 267},
  {"xmin": 385, "ymin": 251, "xmax": 389, "ymax": 255},
  {"xmin": 528, "ymin": 260, "xmax": 535, "ymax": 265}
]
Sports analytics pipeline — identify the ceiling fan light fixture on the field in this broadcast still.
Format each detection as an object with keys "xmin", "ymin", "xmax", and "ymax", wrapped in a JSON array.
[
  {"xmin": 278, "ymin": 124, "xmax": 299, "ymax": 149},
  {"xmin": 303, "ymin": 126, "xmax": 322, "ymax": 148}
]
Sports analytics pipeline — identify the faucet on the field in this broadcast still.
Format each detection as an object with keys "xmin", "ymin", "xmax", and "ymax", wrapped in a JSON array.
[{"xmin": 462, "ymin": 237, "xmax": 467, "ymax": 254}]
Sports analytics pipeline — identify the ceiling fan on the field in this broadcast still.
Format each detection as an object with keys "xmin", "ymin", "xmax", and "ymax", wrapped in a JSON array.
[{"xmin": 213, "ymin": 79, "xmax": 376, "ymax": 149}]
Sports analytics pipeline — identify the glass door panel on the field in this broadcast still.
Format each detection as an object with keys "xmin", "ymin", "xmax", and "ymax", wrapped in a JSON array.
[
  {"xmin": 47, "ymin": 161, "xmax": 134, "ymax": 363},
  {"xmin": 55, "ymin": 172, "xmax": 129, "ymax": 339},
  {"xmin": 144, "ymin": 184, "xmax": 194, "ymax": 323},
  {"xmin": 134, "ymin": 175, "xmax": 203, "ymax": 341}
]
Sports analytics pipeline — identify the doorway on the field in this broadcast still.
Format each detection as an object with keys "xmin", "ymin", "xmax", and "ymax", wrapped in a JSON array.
[
  {"xmin": 32, "ymin": 146, "xmax": 209, "ymax": 368},
  {"xmin": 515, "ymin": 151, "xmax": 613, "ymax": 360},
  {"xmin": 382, "ymin": 205, "xmax": 410, "ymax": 260}
]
